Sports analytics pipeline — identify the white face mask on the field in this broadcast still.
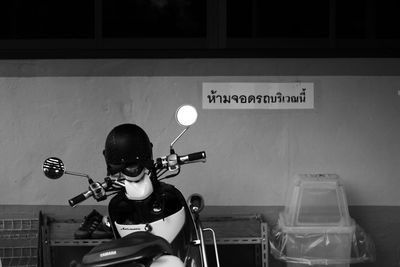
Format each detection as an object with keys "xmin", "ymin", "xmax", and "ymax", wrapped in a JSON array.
[{"xmin": 124, "ymin": 171, "xmax": 154, "ymax": 200}]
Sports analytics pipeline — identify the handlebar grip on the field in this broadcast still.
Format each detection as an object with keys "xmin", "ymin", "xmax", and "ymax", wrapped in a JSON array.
[
  {"xmin": 180, "ymin": 151, "xmax": 206, "ymax": 163},
  {"xmin": 187, "ymin": 151, "xmax": 206, "ymax": 161},
  {"xmin": 68, "ymin": 191, "xmax": 92, "ymax": 207}
]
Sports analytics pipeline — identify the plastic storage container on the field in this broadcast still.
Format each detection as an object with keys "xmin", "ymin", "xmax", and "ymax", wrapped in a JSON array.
[
  {"xmin": 278, "ymin": 215, "xmax": 355, "ymax": 267},
  {"xmin": 276, "ymin": 174, "xmax": 354, "ymax": 267},
  {"xmin": 282, "ymin": 174, "xmax": 351, "ymax": 227}
]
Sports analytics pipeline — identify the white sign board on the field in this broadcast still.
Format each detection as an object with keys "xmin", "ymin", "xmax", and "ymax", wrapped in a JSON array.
[{"xmin": 202, "ymin": 82, "xmax": 314, "ymax": 109}]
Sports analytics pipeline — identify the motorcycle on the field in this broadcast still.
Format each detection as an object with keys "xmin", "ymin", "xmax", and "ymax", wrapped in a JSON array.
[{"xmin": 42, "ymin": 105, "xmax": 220, "ymax": 267}]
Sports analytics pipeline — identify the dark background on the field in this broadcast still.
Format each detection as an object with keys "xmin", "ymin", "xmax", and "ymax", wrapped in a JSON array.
[{"xmin": 1, "ymin": 0, "xmax": 400, "ymax": 59}]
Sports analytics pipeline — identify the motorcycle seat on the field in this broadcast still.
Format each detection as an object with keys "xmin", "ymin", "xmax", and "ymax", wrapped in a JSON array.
[{"xmin": 81, "ymin": 231, "xmax": 173, "ymax": 267}]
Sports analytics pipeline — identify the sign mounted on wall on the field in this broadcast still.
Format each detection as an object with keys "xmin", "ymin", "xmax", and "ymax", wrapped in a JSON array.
[{"xmin": 202, "ymin": 82, "xmax": 314, "ymax": 109}]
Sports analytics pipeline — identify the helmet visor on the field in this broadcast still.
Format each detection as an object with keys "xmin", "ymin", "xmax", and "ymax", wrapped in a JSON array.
[{"xmin": 109, "ymin": 163, "xmax": 144, "ymax": 178}]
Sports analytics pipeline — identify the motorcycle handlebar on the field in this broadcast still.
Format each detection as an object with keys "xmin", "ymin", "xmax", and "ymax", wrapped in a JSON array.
[
  {"xmin": 155, "ymin": 151, "xmax": 206, "ymax": 170},
  {"xmin": 67, "ymin": 151, "xmax": 206, "ymax": 206},
  {"xmin": 68, "ymin": 190, "xmax": 93, "ymax": 207},
  {"xmin": 68, "ymin": 181, "xmax": 109, "ymax": 207}
]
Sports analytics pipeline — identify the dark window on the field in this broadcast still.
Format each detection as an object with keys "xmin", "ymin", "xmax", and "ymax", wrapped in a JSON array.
[
  {"xmin": 227, "ymin": 0, "xmax": 330, "ymax": 38},
  {"xmin": 0, "ymin": 1, "xmax": 95, "ymax": 39},
  {"xmin": 102, "ymin": 0, "xmax": 207, "ymax": 38},
  {"xmin": 376, "ymin": 0, "xmax": 400, "ymax": 38},
  {"xmin": 336, "ymin": 0, "xmax": 367, "ymax": 38},
  {"xmin": 227, "ymin": 0, "xmax": 252, "ymax": 38}
]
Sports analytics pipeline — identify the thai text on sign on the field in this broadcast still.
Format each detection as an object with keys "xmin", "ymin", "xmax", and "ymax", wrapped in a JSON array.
[{"xmin": 202, "ymin": 82, "xmax": 314, "ymax": 109}]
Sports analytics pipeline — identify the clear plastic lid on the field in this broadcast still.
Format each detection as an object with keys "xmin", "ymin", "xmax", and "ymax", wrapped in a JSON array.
[{"xmin": 283, "ymin": 174, "xmax": 351, "ymax": 227}]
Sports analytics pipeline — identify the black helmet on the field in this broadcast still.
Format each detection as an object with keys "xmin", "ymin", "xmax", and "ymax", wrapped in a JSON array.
[{"xmin": 103, "ymin": 124, "xmax": 153, "ymax": 175}]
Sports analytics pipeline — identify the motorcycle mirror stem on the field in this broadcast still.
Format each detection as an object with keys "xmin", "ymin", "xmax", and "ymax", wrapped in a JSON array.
[
  {"xmin": 170, "ymin": 105, "xmax": 198, "ymax": 153},
  {"xmin": 170, "ymin": 127, "xmax": 189, "ymax": 153},
  {"xmin": 64, "ymin": 170, "xmax": 94, "ymax": 183},
  {"xmin": 43, "ymin": 157, "xmax": 94, "ymax": 184}
]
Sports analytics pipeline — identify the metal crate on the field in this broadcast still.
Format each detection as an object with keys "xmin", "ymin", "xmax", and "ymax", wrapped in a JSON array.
[
  {"xmin": 202, "ymin": 214, "xmax": 268, "ymax": 267},
  {"xmin": 0, "ymin": 217, "xmax": 39, "ymax": 267}
]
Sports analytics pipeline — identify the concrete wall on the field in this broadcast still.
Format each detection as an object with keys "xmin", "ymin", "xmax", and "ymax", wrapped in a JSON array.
[{"xmin": 0, "ymin": 59, "xmax": 399, "ymax": 206}]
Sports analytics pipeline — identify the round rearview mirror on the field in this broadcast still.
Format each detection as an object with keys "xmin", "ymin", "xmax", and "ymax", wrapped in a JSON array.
[
  {"xmin": 176, "ymin": 105, "xmax": 198, "ymax": 127},
  {"xmin": 43, "ymin": 157, "xmax": 65, "ymax": 179}
]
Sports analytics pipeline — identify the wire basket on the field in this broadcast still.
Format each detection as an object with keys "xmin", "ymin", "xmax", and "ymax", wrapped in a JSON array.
[{"xmin": 0, "ymin": 218, "xmax": 39, "ymax": 267}]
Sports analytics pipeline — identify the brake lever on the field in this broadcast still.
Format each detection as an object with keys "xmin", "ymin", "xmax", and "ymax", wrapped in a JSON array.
[
  {"xmin": 180, "ymin": 159, "xmax": 207, "ymax": 165},
  {"xmin": 105, "ymin": 176, "xmax": 125, "ymax": 188}
]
